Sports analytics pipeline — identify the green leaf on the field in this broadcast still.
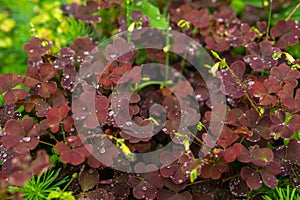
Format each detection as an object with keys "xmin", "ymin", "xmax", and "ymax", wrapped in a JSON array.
[
  {"xmin": 285, "ymin": 114, "xmax": 293, "ymax": 124},
  {"xmin": 244, "ymin": 0, "xmax": 263, "ymax": 7},
  {"xmin": 47, "ymin": 188, "xmax": 75, "ymax": 200},
  {"xmin": 174, "ymin": 132, "xmax": 183, "ymax": 137},
  {"xmin": 15, "ymin": 105, "xmax": 24, "ymax": 113},
  {"xmin": 210, "ymin": 50, "xmax": 222, "ymax": 60},
  {"xmin": 189, "ymin": 167, "xmax": 198, "ymax": 183},
  {"xmin": 131, "ymin": 0, "xmax": 168, "ymax": 29},
  {"xmin": 0, "ymin": 94, "xmax": 4, "ymax": 105},
  {"xmin": 197, "ymin": 122, "xmax": 203, "ymax": 131},
  {"xmin": 183, "ymin": 139, "xmax": 190, "ymax": 151},
  {"xmin": 230, "ymin": 0, "xmax": 246, "ymax": 14}
]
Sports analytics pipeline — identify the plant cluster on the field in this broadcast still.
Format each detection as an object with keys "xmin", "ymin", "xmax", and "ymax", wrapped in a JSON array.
[{"xmin": 0, "ymin": 0, "xmax": 300, "ymax": 199}]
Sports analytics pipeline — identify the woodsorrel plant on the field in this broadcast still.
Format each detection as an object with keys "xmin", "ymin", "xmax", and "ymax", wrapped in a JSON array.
[{"xmin": 0, "ymin": 0, "xmax": 300, "ymax": 199}]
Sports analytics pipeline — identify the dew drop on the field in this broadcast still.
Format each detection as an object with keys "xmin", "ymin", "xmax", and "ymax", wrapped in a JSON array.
[
  {"xmin": 110, "ymin": 54, "xmax": 117, "ymax": 59},
  {"xmin": 100, "ymin": 147, "xmax": 106, "ymax": 154},
  {"xmin": 108, "ymin": 111, "xmax": 114, "ymax": 116},
  {"xmin": 196, "ymin": 94, "xmax": 202, "ymax": 100},
  {"xmin": 125, "ymin": 121, "xmax": 133, "ymax": 126},
  {"xmin": 23, "ymin": 137, "xmax": 31, "ymax": 142},
  {"xmin": 2, "ymin": 153, "xmax": 7, "ymax": 158},
  {"xmin": 142, "ymin": 186, "xmax": 147, "ymax": 191}
]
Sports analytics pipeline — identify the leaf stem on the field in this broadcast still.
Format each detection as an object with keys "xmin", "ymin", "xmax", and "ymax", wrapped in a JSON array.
[
  {"xmin": 39, "ymin": 140, "xmax": 54, "ymax": 147},
  {"xmin": 266, "ymin": 0, "xmax": 273, "ymax": 41},
  {"xmin": 61, "ymin": 123, "xmax": 66, "ymax": 143},
  {"xmin": 165, "ymin": 13, "xmax": 170, "ymax": 83},
  {"xmin": 186, "ymin": 179, "xmax": 210, "ymax": 187},
  {"xmin": 135, "ymin": 80, "xmax": 173, "ymax": 92},
  {"xmin": 126, "ymin": 0, "xmax": 131, "ymax": 42},
  {"xmin": 286, "ymin": 2, "xmax": 300, "ymax": 21},
  {"xmin": 224, "ymin": 62, "xmax": 262, "ymax": 116},
  {"xmin": 222, "ymin": 173, "xmax": 240, "ymax": 183},
  {"xmin": 62, "ymin": 174, "xmax": 77, "ymax": 192}
]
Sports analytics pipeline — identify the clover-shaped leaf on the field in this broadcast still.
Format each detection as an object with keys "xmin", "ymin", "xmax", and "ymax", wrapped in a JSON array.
[
  {"xmin": 270, "ymin": 111, "xmax": 300, "ymax": 139},
  {"xmin": 249, "ymin": 79, "xmax": 281, "ymax": 106},
  {"xmin": 23, "ymin": 63, "xmax": 57, "ymax": 98},
  {"xmin": 205, "ymin": 34, "xmax": 230, "ymax": 52},
  {"xmin": 224, "ymin": 143, "xmax": 243, "ymax": 163},
  {"xmin": 186, "ymin": 9, "xmax": 211, "ymax": 28},
  {"xmin": 75, "ymin": 1, "xmax": 101, "ymax": 24},
  {"xmin": 244, "ymin": 41, "xmax": 280, "ymax": 71},
  {"xmin": 0, "ymin": 74, "xmax": 27, "ymax": 105},
  {"xmin": 46, "ymin": 105, "xmax": 72, "ymax": 133},
  {"xmin": 230, "ymin": 23, "xmax": 257, "ymax": 47},
  {"xmin": 70, "ymin": 37, "xmax": 96, "ymax": 60},
  {"xmin": 105, "ymin": 38, "xmax": 135, "ymax": 62},
  {"xmin": 72, "ymin": 91, "xmax": 109, "ymax": 129},
  {"xmin": 270, "ymin": 20, "xmax": 300, "ymax": 49},
  {"xmin": 128, "ymin": 164, "xmax": 164, "ymax": 199},
  {"xmin": 87, "ymin": 137, "xmax": 119, "ymax": 168},
  {"xmin": 241, "ymin": 161, "xmax": 281, "ymax": 190},
  {"xmin": 55, "ymin": 134, "xmax": 93, "ymax": 166},
  {"xmin": 200, "ymin": 158, "xmax": 227, "ymax": 180},
  {"xmin": 24, "ymin": 37, "xmax": 52, "ymax": 67},
  {"xmin": 270, "ymin": 64, "xmax": 300, "ymax": 84},
  {"xmin": 2, "ymin": 117, "xmax": 41, "ymax": 154},
  {"xmin": 219, "ymin": 60, "xmax": 246, "ymax": 98},
  {"xmin": 250, "ymin": 148, "xmax": 274, "ymax": 167}
]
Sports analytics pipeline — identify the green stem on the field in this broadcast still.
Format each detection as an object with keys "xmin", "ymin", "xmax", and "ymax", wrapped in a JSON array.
[
  {"xmin": 178, "ymin": 51, "xmax": 188, "ymax": 82},
  {"xmin": 186, "ymin": 179, "xmax": 209, "ymax": 187},
  {"xmin": 162, "ymin": 0, "xmax": 171, "ymax": 17},
  {"xmin": 224, "ymin": 62, "xmax": 262, "ymax": 116},
  {"xmin": 135, "ymin": 80, "xmax": 173, "ymax": 93},
  {"xmin": 286, "ymin": 2, "xmax": 300, "ymax": 21},
  {"xmin": 62, "ymin": 174, "xmax": 77, "ymax": 192},
  {"xmin": 61, "ymin": 123, "xmax": 66, "ymax": 143},
  {"xmin": 126, "ymin": 0, "xmax": 131, "ymax": 42},
  {"xmin": 266, "ymin": 0, "xmax": 273, "ymax": 41},
  {"xmin": 39, "ymin": 140, "xmax": 54, "ymax": 147},
  {"xmin": 165, "ymin": 13, "xmax": 170, "ymax": 83}
]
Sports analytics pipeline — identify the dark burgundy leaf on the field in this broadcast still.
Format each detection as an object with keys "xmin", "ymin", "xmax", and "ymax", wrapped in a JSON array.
[
  {"xmin": 75, "ymin": 1, "xmax": 101, "ymax": 24},
  {"xmin": 219, "ymin": 60, "xmax": 246, "ymax": 98},
  {"xmin": 244, "ymin": 41, "xmax": 280, "ymax": 71},
  {"xmin": 270, "ymin": 20, "xmax": 300, "ymax": 48},
  {"xmin": 105, "ymin": 38, "xmax": 135, "ymax": 62}
]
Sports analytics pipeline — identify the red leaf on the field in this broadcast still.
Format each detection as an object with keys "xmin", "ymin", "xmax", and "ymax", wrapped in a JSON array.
[
  {"xmin": 224, "ymin": 143, "xmax": 243, "ymax": 163},
  {"xmin": 251, "ymin": 148, "xmax": 274, "ymax": 167},
  {"xmin": 55, "ymin": 142, "xmax": 69, "ymax": 154},
  {"xmin": 39, "ymin": 63, "xmax": 56, "ymax": 82}
]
